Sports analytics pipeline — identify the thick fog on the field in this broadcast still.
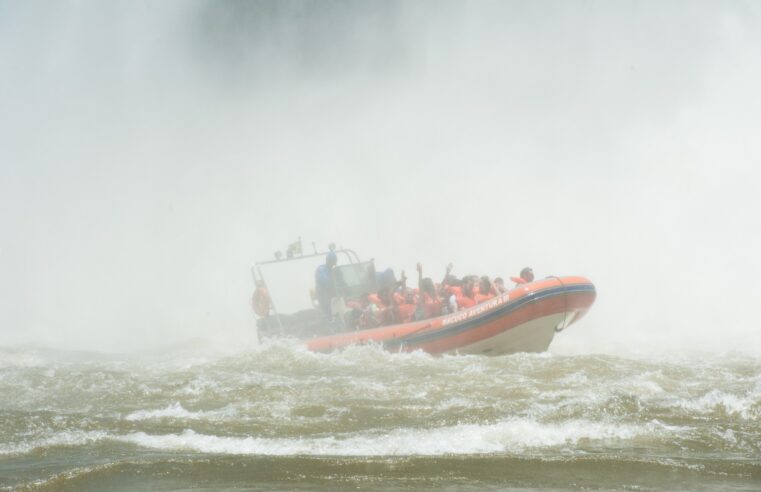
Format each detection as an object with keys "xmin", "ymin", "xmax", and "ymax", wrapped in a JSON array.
[{"xmin": 1, "ymin": 0, "xmax": 760, "ymax": 355}]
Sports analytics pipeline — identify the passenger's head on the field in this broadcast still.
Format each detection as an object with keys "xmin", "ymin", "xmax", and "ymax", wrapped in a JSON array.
[
  {"xmin": 421, "ymin": 277, "xmax": 436, "ymax": 297},
  {"xmin": 520, "ymin": 267, "xmax": 534, "ymax": 282},
  {"xmin": 445, "ymin": 275, "xmax": 460, "ymax": 286},
  {"xmin": 378, "ymin": 286, "xmax": 392, "ymax": 304},
  {"xmin": 326, "ymin": 251, "xmax": 338, "ymax": 267},
  {"xmin": 462, "ymin": 277, "xmax": 475, "ymax": 296},
  {"xmin": 479, "ymin": 276, "xmax": 491, "ymax": 294}
]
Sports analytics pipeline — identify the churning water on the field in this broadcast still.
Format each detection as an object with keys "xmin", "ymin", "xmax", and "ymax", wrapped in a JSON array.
[{"xmin": 1, "ymin": 341, "xmax": 759, "ymax": 491}]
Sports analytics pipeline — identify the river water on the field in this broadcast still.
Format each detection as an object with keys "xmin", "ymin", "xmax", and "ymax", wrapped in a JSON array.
[{"xmin": 1, "ymin": 341, "xmax": 759, "ymax": 491}]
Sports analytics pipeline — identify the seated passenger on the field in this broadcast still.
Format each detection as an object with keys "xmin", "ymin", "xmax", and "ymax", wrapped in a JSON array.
[
  {"xmin": 415, "ymin": 263, "xmax": 442, "ymax": 320},
  {"xmin": 396, "ymin": 296, "xmax": 417, "ymax": 323},
  {"xmin": 442, "ymin": 268, "xmax": 463, "ymax": 294},
  {"xmin": 475, "ymin": 276, "xmax": 496, "ymax": 303},
  {"xmin": 511, "ymin": 267, "xmax": 535, "ymax": 286},
  {"xmin": 367, "ymin": 292, "xmax": 385, "ymax": 310},
  {"xmin": 494, "ymin": 277, "xmax": 507, "ymax": 294},
  {"xmin": 376, "ymin": 287, "xmax": 397, "ymax": 325},
  {"xmin": 357, "ymin": 293, "xmax": 381, "ymax": 329},
  {"xmin": 456, "ymin": 277, "xmax": 477, "ymax": 310},
  {"xmin": 440, "ymin": 263, "xmax": 463, "ymax": 297}
]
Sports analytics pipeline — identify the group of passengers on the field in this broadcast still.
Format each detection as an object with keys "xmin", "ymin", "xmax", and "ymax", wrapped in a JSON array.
[
  {"xmin": 336, "ymin": 261, "xmax": 535, "ymax": 331},
  {"xmin": 254, "ymin": 251, "xmax": 536, "ymax": 331}
]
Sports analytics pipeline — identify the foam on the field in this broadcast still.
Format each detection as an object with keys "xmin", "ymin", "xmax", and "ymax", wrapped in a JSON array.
[
  {"xmin": 124, "ymin": 402, "xmax": 236, "ymax": 421},
  {"xmin": 116, "ymin": 418, "xmax": 682, "ymax": 456},
  {"xmin": 0, "ymin": 430, "xmax": 108, "ymax": 456},
  {"xmin": 676, "ymin": 390, "xmax": 760, "ymax": 420}
]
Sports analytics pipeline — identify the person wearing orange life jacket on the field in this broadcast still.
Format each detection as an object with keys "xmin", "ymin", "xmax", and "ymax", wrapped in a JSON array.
[
  {"xmin": 354, "ymin": 292, "xmax": 380, "ymax": 329},
  {"xmin": 439, "ymin": 263, "xmax": 463, "ymax": 312},
  {"xmin": 392, "ymin": 270, "xmax": 410, "ymax": 309},
  {"xmin": 456, "ymin": 276, "xmax": 478, "ymax": 310},
  {"xmin": 475, "ymin": 276, "xmax": 496, "ymax": 303},
  {"xmin": 251, "ymin": 280, "xmax": 272, "ymax": 317},
  {"xmin": 374, "ymin": 286, "xmax": 397, "ymax": 325},
  {"xmin": 511, "ymin": 267, "xmax": 535, "ymax": 286},
  {"xmin": 493, "ymin": 277, "xmax": 507, "ymax": 294},
  {"xmin": 414, "ymin": 263, "xmax": 442, "ymax": 320},
  {"xmin": 396, "ymin": 293, "xmax": 417, "ymax": 323}
]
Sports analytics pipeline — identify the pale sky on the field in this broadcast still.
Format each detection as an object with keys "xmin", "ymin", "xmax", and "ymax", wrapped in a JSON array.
[{"xmin": 1, "ymin": 1, "xmax": 760, "ymax": 354}]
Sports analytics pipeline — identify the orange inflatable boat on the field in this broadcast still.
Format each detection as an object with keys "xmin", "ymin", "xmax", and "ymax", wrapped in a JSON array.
[
  {"xmin": 306, "ymin": 276, "xmax": 595, "ymax": 355},
  {"xmin": 252, "ymin": 243, "xmax": 595, "ymax": 356}
]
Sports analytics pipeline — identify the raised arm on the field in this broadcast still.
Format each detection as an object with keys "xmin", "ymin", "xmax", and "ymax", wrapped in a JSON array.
[{"xmin": 441, "ymin": 263, "xmax": 453, "ymax": 286}]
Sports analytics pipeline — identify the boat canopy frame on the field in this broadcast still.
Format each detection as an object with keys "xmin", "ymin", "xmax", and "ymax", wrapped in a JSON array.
[{"xmin": 251, "ymin": 244, "xmax": 362, "ymax": 329}]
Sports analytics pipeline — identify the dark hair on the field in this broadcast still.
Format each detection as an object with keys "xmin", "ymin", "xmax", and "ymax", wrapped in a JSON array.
[
  {"xmin": 445, "ymin": 275, "xmax": 461, "ymax": 286},
  {"xmin": 479, "ymin": 276, "xmax": 491, "ymax": 292},
  {"xmin": 421, "ymin": 278, "xmax": 436, "ymax": 297}
]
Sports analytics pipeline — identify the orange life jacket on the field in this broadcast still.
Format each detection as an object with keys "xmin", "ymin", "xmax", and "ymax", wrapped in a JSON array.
[
  {"xmin": 479, "ymin": 285, "xmax": 497, "ymax": 296},
  {"xmin": 456, "ymin": 294, "xmax": 477, "ymax": 309},
  {"xmin": 475, "ymin": 293, "xmax": 494, "ymax": 304},
  {"xmin": 421, "ymin": 293, "xmax": 442, "ymax": 318},
  {"xmin": 397, "ymin": 302, "xmax": 416, "ymax": 323},
  {"xmin": 252, "ymin": 287, "xmax": 271, "ymax": 317},
  {"xmin": 368, "ymin": 293, "xmax": 385, "ymax": 309}
]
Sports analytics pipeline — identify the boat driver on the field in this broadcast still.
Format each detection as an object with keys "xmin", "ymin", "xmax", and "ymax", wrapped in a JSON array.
[{"xmin": 315, "ymin": 251, "xmax": 338, "ymax": 320}]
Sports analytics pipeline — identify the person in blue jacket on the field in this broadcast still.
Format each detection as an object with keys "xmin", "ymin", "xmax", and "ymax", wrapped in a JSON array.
[{"xmin": 315, "ymin": 251, "xmax": 338, "ymax": 319}]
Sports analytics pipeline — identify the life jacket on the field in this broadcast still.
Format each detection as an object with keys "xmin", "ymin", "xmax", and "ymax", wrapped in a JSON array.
[
  {"xmin": 421, "ymin": 293, "xmax": 442, "ymax": 318},
  {"xmin": 368, "ymin": 293, "xmax": 385, "ymax": 309},
  {"xmin": 475, "ymin": 293, "xmax": 494, "ymax": 304},
  {"xmin": 479, "ymin": 285, "xmax": 497, "ymax": 296},
  {"xmin": 252, "ymin": 287, "xmax": 271, "ymax": 317},
  {"xmin": 397, "ymin": 302, "xmax": 416, "ymax": 323},
  {"xmin": 511, "ymin": 276, "xmax": 526, "ymax": 285},
  {"xmin": 456, "ymin": 294, "xmax": 477, "ymax": 309}
]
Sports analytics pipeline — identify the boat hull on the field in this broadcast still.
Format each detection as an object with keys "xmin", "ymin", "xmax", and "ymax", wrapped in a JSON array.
[{"xmin": 306, "ymin": 276, "xmax": 596, "ymax": 355}]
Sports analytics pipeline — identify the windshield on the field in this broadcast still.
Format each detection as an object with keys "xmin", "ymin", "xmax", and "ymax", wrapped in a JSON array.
[
  {"xmin": 334, "ymin": 262, "xmax": 377, "ymax": 299},
  {"xmin": 253, "ymin": 250, "xmax": 360, "ymax": 315}
]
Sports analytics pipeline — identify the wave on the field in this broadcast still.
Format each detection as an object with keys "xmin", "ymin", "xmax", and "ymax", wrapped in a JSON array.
[
  {"xmin": 117, "ymin": 419, "xmax": 684, "ymax": 456},
  {"xmin": 675, "ymin": 389, "xmax": 761, "ymax": 420},
  {"xmin": 0, "ymin": 418, "xmax": 686, "ymax": 458},
  {"xmin": 124, "ymin": 402, "xmax": 236, "ymax": 422},
  {"xmin": 0, "ymin": 430, "xmax": 108, "ymax": 456}
]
